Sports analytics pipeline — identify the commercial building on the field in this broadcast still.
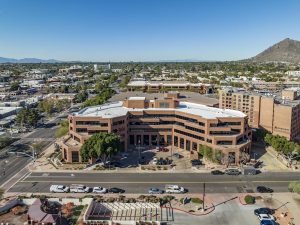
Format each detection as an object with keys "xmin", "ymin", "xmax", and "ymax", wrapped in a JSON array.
[
  {"xmin": 62, "ymin": 93, "xmax": 251, "ymax": 164},
  {"xmin": 127, "ymin": 80, "xmax": 213, "ymax": 94},
  {"xmin": 219, "ymin": 88, "xmax": 300, "ymax": 141}
]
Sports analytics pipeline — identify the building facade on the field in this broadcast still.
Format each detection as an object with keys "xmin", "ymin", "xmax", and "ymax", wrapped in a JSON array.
[
  {"xmin": 219, "ymin": 88, "xmax": 300, "ymax": 141},
  {"xmin": 62, "ymin": 94, "xmax": 251, "ymax": 164}
]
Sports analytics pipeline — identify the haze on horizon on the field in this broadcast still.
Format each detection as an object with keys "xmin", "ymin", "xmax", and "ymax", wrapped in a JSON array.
[{"xmin": 0, "ymin": 0, "xmax": 300, "ymax": 62}]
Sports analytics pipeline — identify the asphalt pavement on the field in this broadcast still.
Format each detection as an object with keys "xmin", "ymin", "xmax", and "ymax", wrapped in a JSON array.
[
  {"xmin": 8, "ymin": 171, "xmax": 300, "ymax": 194},
  {"xmin": 0, "ymin": 116, "xmax": 62, "ymax": 187}
]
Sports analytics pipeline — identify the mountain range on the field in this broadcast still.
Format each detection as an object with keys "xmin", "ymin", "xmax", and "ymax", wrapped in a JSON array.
[
  {"xmin": 1, "ymin": 38, "xmax": 300, "ymax": 63},
  {"xmin": 249, "ymin": 38, "xmax": 300, "ymax": 63},
  {"xmin": 0, "ymin": 57, "xmax": 61, "ymax": 63}
]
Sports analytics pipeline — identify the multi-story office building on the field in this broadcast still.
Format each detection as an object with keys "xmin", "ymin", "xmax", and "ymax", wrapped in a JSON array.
[
  {"xmin": 127, "ymin": 80, "xmax": 213, "ymax": 94},
  {"xmin": 62, "ymin": 93, "xmax": 251, "ymax": 164},
  {"xmin": 219, "ymin": 88, "xmax": 300, "ymax": 141}
]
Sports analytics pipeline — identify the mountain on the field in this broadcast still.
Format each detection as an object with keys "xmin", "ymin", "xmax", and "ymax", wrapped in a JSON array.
[
  {"xmin": 250, "ymin": 38, "xmax": 300, "ymax": 63},
  {"xmin": 0, "ymin": 57, "xmax": 62, "ymax": 63}
]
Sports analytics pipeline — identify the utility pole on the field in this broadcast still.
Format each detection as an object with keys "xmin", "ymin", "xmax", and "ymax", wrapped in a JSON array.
[{"xmin": 202, "ymin": 182, "xmax": 206, "ymax": 211}]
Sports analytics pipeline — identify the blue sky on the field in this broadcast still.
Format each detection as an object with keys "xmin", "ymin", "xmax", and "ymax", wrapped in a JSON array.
[{"xmin": 0, "ymin": 0, "xmax": 299, "ymax": 61}]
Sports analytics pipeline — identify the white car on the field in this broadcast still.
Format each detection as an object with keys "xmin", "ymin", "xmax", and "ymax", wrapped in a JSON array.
[
  {"xmin": 258, "ymin": 214, "xmax": 275, "ymax": 221},
  {"xmin": 50, "ymin": 185, "xmax": 70, "ymax": 193},
  {"xmin": 165, "ymin": 185, "xmax": 186, "ymax": 194},
  {"xmin": 93, "ymin": 187, "xmax": 107, "ymax": 194},
  {"xmin": 153, "ymin": 157, "xmax": 158, "ymax": 165},
  {"xmin": 70, "ymin": 184, "xmax": 90, "ymax": 193}
]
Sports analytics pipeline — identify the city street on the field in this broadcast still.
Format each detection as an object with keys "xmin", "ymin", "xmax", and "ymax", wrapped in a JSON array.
[
  {"xmin": 8, "ymin": 171, "xmax": 300, "ymax": 194},
  {"xmin": 0, "ymin": 115, "xmax": 63, "ymax": 187}
]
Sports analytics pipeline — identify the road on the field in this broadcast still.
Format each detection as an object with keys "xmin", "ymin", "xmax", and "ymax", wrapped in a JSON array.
[
  {"xmin": 8, "ymin": 171, "xmax": 300, "ymax": 194},
  {"xmin": 0, "ymin": 115, "xmax": 63, "ymax": 187}
]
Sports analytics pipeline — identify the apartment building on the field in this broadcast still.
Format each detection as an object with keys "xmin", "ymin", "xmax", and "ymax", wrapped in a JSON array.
[
  {"xmin": 219, "ymin": 88, "xmax": 300, "ymax": 140},
  {"xmin": 62, "ymin": 93, "xmax": 251, "ymax": 164}
]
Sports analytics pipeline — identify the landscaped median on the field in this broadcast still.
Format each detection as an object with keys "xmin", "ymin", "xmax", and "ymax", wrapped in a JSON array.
[{"xmin": 238, "ymin": 194, "xmax": 258, "ymax": 205}]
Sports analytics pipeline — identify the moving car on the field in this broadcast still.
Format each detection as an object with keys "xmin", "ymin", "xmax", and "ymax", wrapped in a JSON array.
[
  {"xmin": 257, "ymin": 186, "xmax": 274, "ymax": 193},
  {"xmin": 70, "ymin": 184, "xmax": 90, "ymax": 193},
  {"xmin": 211, "ymin": 170, "xmax": 224, "ymax": 175},
  {"xmin": 50, "ymin": 185, "xmax": 70, "ymax": 193},
  {"xmin": 258, "ymin": 214, "xmax": 275, "ymax": 221},
  {"xmin": 109, "ymin": 187, "xmax": 125, "ymax": 193},
  {"xmin": 260, "ymin": 220, "xmax": 277, "ymax": 225},
  {"xmin": 254, "ymin": 208, "xmax": 274, "ymax": 216},
  {"xmin": 148, "ymin": 188, "xmax": 164, "ymax": 194},
  {"xmin": 93, "ymin": 187, "xmax": 107, "ymax": 194},
  {"xmin": 224, "ymin": 168, "xmax": 240, "ymax": 175},
  {"xmin": 165, "ymin": 185, "xmax": 186, "ymax": 194}
]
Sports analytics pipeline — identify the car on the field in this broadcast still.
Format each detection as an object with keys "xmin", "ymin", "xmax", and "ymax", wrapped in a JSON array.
[
  {"xmin": 161, "ymin": 147, "xmax": 169, "ymax": 152},
  {"xmin": 173, "ymin": 153, "xmax": 183, "ymax": 159},
  {"xmin": 70, "ymin": 184, "xmax": 91, "ymax": 193},
  {"xmin": 258, "ymin": 214, "xmax": 275, "ymax": 221},
  {"xmin": 153, "ymin": 157, "xmax": 158, "ymax": 165},
  {"xmin": 93, "ymin": 187, "xmax": 107, "ymax": 194},
  {"xmin": 211, "ymin": 170, "xmax": 224, "ymax": 175},
  {"xmin": 260, "ymin": 219, "xmax": 277, "ymax": 225},
  {"xmin": 50, "ymin": 185, "xmax": 70, "ymax": 193},
  {"xmin": 191, "ymin": 159, "xmax": 202, "ymax": 166},
  {"xmin": 254, "ymin": 208, "xmax": 274, "ymax": 216},
  {"xmin": 224, "ymin": 168, "xmax": 240, "ymax": 175},
  {"xmin": 148, "ymin": 188, "xmax": 164, "ymax": 194},
  {"xmin": 257, "ymin": 186, "xmax": 274, "ymax": 193},
  {"xmin": 109, "ymin": 187, "xmax": 125, "ymax": 193},
  {"xmin": 165, "ymin": 185, "xmax": 186, "ymax": 194},
  {"xmin": 121, "ymin": 152, "xmax": 129, "ymax": 158}
]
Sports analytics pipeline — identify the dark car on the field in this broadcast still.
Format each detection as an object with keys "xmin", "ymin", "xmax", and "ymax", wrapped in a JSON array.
[
  {"xmin": 173, "ymin": 153, "xmax": 183, "ymax": 159},
  {"xmin": 109, "ymin": 187, "xmax": 125, "ymax": 193},
  {"xmin": 260, "ymin": 220, "xmax": 276, "ymax": 225},
  {"xmin": 224, "ymin": 168, "xmax": 240, "ymax": 175},
  {"xmin": 254, "ymin": 208, "xmax": 274, "ymax": 216},
  {"xmin": 191, "ymin": 159, "xmax": 201, "ymax": 166},
  {"xmin": 211, "ymin": 170, "xmax": 224, "ymax": 175},
  {"xmin": 257, "ymin": 186, "xmax": 274, "ymax": 193}
]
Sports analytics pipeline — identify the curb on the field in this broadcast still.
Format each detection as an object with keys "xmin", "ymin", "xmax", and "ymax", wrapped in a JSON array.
[{"xmin": 161, "ymin": 204, "xmax": 215, "ymax": 216}]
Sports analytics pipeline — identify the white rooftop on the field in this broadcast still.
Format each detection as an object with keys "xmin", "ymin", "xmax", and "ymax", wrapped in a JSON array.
[
  {"xmin": 74, "ymin": 101, "xmax": 246, "ymax": 119},
  {"xmin": 128, "ymin": 96, "xmax": 146, "ymax": 100}
]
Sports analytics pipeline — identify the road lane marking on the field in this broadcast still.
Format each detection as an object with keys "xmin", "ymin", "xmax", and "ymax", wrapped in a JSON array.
[{"xmin": 18, "ymin": 180, "xmax": 296, "ymax": 184}]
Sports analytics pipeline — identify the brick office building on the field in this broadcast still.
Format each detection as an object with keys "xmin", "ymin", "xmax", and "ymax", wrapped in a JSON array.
[{"xmin": 62, "ymin": 93, "xmax": 251, "ymax": 164}]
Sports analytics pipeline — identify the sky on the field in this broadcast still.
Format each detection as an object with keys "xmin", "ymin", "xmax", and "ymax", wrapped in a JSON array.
[{"xmin": 0, "ymin": 0, "xmax": 300, "ymax": 62}]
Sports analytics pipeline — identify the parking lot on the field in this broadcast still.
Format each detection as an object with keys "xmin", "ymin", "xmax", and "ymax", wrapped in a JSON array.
[{"xmin": 173, "ymin": 194, "xmax": 261, "ymax": 225}]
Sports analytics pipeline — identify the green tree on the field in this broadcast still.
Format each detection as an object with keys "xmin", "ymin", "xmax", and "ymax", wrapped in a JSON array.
[
  {"xmin": 10, "ymin": 82, "xmax": 20, "ymax": 91},
  {"xmin": 80, "ymin": 133, "xmax": 121, "ymax": 162},
  {"xmin": 16, "ymin": 108, "xmax": 40, "ymax": 127},
  {"xmin": 38, "ymin": 99, "xmax": 55, "ymax": 115},
  {"xmin": 83, "ymin": 88, "xmax": 115, "ymax": 107},
  {"xmin": 74, "ymin": 91, "xmax": 88, "ymax": 103},
  {"xmin": 289, "ymin": 181, "xmax": 300, "ymax": 194}
]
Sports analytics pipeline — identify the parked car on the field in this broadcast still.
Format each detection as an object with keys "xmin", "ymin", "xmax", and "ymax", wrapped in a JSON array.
[
  {"xmin": 191, "ymin": 159, "xmax": 201, "ymax": 166},
  {"xmin": 254, "ymin": 208, "xmax": 274, "ymax": 216},
  {"xmin": 109, "ymin": 187, "xmax": 125, "ymax": 193},
  {"xmin": 258, "ymin": 214, "xmax": 275, "ymax": 221},
  {"xmin": 148, "ymin": 188, "xmax": 164, "ymax": 194},
  {"xmin": 211, "ymin": 170, "xmax": 224, "ymax": 175},
  {"xmin": 153, "ymin": 157, "xmax": 158, "ymax": 165},
  {"xmin": 173, "ymin": 153, "xmax": 183, "ymax": 159},
  {"xmin": 257, "ymin": 186, "xmax": 274, "ymax": 193},
  {"xmin": 260, "ymin": 220, "xmax": 277, "ymax": 225},
  {"xmin": 93, "ymin": 187, "xmax": 107, "ymax": 194},
  {"xmin": 165, "ymin": 185, "xmax": 186, "ymax": 194},
  {"xmin": 70, "ymin": 184, "xmax": 90, "ymax": 193},
  {"xmin": 224, "ymin": 168, "xmax": 240, "ymax": 175},
  {"xmin": 50, "ymin": 185, "xmax": 70, "ymax": 193}
]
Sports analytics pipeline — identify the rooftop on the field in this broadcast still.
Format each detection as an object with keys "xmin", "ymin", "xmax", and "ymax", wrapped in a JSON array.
[
  {"xmin": 127, "ymin": 80, "xmax": 212, "ymax": 87},
  {"xmin": 75, "ymin": 100, "xmax": 246, "ymax": 119}
]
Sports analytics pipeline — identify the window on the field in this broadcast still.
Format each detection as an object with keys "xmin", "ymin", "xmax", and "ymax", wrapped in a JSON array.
[
  {"xmin": 180, "ymin": 138, "xmax": 184, "ymax": 149},
  {"xmin": 71, "ymin": 151, "xmax": 79, "ymax": 163},
  {"xmin": 167, "ymin": 135, "xmax": 172, "ymax": 145},
  {"xmin": 63, "ymin": 149, "xmax": 67, "ymax": 160},
  {"xmin": 186, "ymin": 140, "xmax": 191, "ymax": 151},
  {"xmin": 192, "ymin": 142, "xmax": 197, "ymax": 151},
  {"xmin": 159, "ymin": 102, "xmax": 170, "ymax": 108},
  {"xmin": 174, "ymin": 136, "xmax": 178, "ymax": 147},
  {"xmin": 143, "ymin": 135, "xmax": 149, "ymax": 145}
]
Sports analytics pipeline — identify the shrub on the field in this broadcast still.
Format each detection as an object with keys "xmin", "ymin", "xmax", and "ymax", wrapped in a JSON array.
[
  {"xmin": 191, "ymin": 197, "xmax": 203, "ymax": 204},
  {"xmin": 289, "ymin": 181, "xmax": 300, "ymax": 194},
  {"xmin": 244, "ymin": 195, "xmax": 255, "ymax": 204}
]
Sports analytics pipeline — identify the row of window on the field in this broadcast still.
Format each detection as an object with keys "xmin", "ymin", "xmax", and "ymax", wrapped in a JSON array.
[
  {"xmin": 174, "ymin": 129, "xmax": 205, "ymax": 141},
  {"xmin": 76, "ymin": 121, "xmax": 108, "ymax": 126}
]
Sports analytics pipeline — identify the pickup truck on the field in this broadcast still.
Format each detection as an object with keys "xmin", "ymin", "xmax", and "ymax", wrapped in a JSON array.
[{"xmin": 50, "ymin": 185, "xmax": 70, "ymax": 193}]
